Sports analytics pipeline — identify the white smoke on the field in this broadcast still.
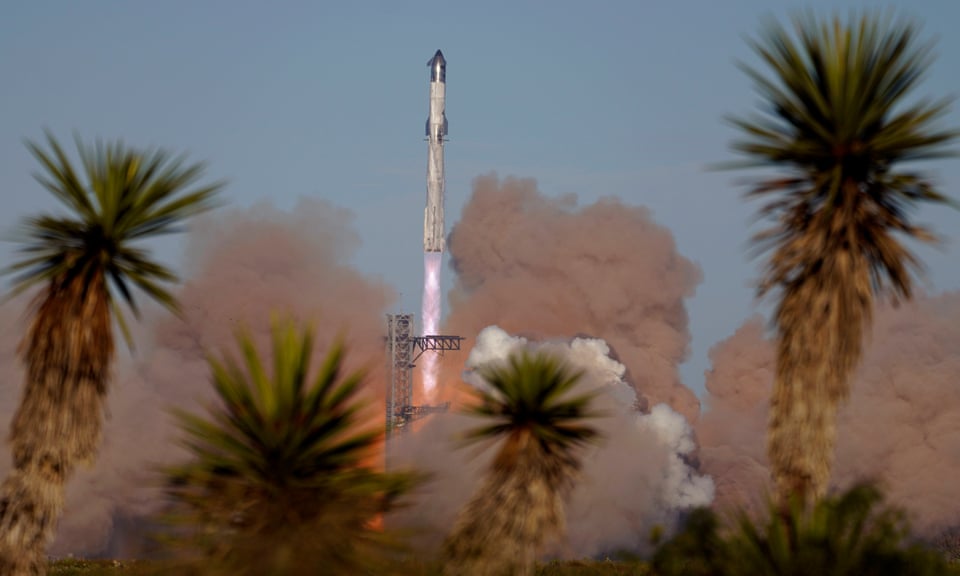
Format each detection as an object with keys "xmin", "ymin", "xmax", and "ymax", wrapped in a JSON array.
[{"xmin": 389, "ymin": 325, "xmax": 714, "ymax": 558}]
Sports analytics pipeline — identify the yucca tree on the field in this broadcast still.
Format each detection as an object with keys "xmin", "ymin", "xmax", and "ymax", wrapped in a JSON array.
[
  {"xmin": 163, "ymin": 317, "xmax": 419, "ymax": 576},
  {"xmin": 727, "ymin": 12, "xmax": 957, "ymax": 507},
  {"xmin": 442, "ymin": 351, "xmax": 601, "ymax": 576},
  {"xmin": 0, "ymin": 132, "xmax": 222, "ymax": 575}
]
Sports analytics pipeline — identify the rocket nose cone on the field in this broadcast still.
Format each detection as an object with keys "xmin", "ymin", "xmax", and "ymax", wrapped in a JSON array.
[
  {"xmin": 428, "ymin": 49, "xmax": 446, "ymax": 82},
  {"xmin": 428, "ymin": 49, "xmax": 446, "ymax": 66}
]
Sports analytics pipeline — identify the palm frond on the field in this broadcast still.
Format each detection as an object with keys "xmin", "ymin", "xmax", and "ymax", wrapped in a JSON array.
[
  {"xmin": 163, "ymin": 316, "xmax": 420, "ymax": 571},
  {"xmin": 166, "ymin": 317, "xmax": 403, "ymax": 500},
  {"xmin": 4, "ymin": 132, "xmax": 224, "ymax": 344},
  {"xmin": 460, "ymin": 351, "xmax": 603, "ymax": 455},
  {"xmin": 726, "ymin": 11, "xmax": 957, "ymax": 308}
]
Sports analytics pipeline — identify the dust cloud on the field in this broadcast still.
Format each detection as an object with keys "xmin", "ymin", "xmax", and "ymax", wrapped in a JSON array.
[
  {"xmin": 0, "ymin": 174, "xmax": 710, "ymax": 558},
  {"xmin": 439, "ymin": 174, "xmax": 703, "ymax": 423},
  {"xmin": 388, "ymin": 326, "xmax": 714, "ymax": 558},
  {"xmin": 0, "ymin": 198, "xmax": 396, "ymax": 557},
  {"xmin": 697, "ymin": 292, "xmax": 960, "ymax": 534},
  {"xmin": 2, "ymin": 172, "xmax": 958, "ymax": 558},
  {"xmin": 388, "ymin": 174, "xmax": 713, "ymax": 557}
]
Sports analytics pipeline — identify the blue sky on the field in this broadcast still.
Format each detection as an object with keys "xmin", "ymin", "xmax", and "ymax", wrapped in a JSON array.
[{"xmin": 2, "ymin": 1, "xmax": 958, "ymax": 396}]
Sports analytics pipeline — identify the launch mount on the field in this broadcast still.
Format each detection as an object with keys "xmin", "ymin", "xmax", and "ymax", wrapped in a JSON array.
[{"xmin": 385, "ymin": 313, "xmax": 463, "ymax": 439}]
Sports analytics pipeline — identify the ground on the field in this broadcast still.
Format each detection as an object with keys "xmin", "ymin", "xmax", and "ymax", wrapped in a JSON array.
[{"xmin": 49, "ymin": 559, "xmax": 654, "ymax": 575}]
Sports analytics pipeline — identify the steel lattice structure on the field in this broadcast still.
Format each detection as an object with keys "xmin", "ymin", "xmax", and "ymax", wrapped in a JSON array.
[
  {"xmin": 385, "ymin": 314, "xmax": 415, "ymax": 437},
  {"xmin": 384, "ymin": 313, "xmax": 463, "ymax": 440}
]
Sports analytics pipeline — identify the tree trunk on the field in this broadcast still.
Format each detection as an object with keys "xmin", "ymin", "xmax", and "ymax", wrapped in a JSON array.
[
  {"xmin": 0, "ymin": 456, "xmax": 67, "ymax": 574},
  {"xmin": 767, "ymin": 370, "xmax": 840, "ymax": 506},
  {"xmin": 767, "ymin": 237, "xmax": 871, "ymax": 507},
  {"xmin": 443, "ymin": 436, "xmax": 576, "ymax": 576},
  {"xmin": 0, "ymin": 275, "xmax": 112, "ymax": 574},
  {"xmin": 443, "ymin": 467, "xmax": 562, "ymax": 576}
]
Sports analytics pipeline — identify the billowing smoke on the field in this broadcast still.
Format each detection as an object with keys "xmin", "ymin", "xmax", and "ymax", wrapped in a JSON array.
[
  {"xmin": 389, "ymin": 174, "xmax": 714, "ymax": 556},
  {"xmin": 388, "ymin": 326, "xmax": 714, "ymax": 558},
  {"xmin": 697, "ymin": 292, "xmax": 960, "ymax": 534},
  {"xmin": 439, "ymin": 174, "xmax": 703, "ymax": 422},
  {"xmin": 0, "ymin": 198, "xmax": 396, "ymax": 558},
  {"xmin": 421, "ymin": 252, "xmax": 443, "ymax": 398},
  {"xmin": 3, "ymin": 168, "xmax": 957, "ymax": 559}
]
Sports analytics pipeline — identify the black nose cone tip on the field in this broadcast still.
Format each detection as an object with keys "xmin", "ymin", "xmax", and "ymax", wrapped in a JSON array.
[{"xmin": 428, "ymin": 49, "xmax": 446, "ymax": 82}]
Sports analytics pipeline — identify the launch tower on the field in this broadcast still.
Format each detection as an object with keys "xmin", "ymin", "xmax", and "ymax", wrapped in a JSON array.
[{"xmin": 384, "ymin": 313, "xmax": 462, "ymax": 438}]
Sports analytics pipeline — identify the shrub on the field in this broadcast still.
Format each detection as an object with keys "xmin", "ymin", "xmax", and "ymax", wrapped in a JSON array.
[
  {"xmin": 159, "ymin": 317, "xmax": 421, "ymax": 575},
  {"xmin": 653, "ymin": 483, "xmax": 949, "ymax": 576}
]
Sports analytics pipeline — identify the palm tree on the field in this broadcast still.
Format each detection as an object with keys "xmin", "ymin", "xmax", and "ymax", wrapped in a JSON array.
[
  {"xmin": 0, "ymin": 132, "xmax": 223, "ymax": 575},
  {"xmin": 163, "ymin": 317, "xmax": 419, "ymax": 576},
  {"xmin": 727, "ymin": 11, "xmax": 957, "ymax": 507},
  {"xmin": 442, "ymin": 351, "xmax": 601, "ymax": 576}
]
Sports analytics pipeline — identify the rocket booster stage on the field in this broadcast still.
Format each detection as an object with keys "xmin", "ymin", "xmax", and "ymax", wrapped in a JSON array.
[{"xmin": 423, "ymin": 49, "xmax": 447, "ymax": 253}]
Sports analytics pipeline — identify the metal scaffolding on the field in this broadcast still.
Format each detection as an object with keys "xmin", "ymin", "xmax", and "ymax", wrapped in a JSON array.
[
  {"xmin": 385, "ymin": 313, "xmax": 415, "ymax": 437},
  {"xmin": 413, "ymin": 335, "xmax": 464, "ymax": 360},
  {"xmin": 384, "ymin": 313, "xmax": 463, "ymax": 440}
]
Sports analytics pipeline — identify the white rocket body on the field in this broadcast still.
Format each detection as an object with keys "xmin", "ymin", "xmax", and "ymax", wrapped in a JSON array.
[{"xmin": 424, "ymin": 50, "xmax": 447, "ymax": 253}]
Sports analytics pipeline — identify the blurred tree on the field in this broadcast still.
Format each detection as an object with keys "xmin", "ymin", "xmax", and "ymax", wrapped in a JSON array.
[
  {"xmin": 163, "ymin": 317, "xmax": 420, "ymax": 575},
  {"xmin": 653, "ymin": 483, "xmax": 949, "ymax": 576},
  {"xmin": 0, "ymin": 132, "xmax": 222, "ymax": 575},
  {"xmin": 726, "ymin": 11, "xmax": 957, "ymax": 506},
  {"xmin": 442, "ymin": 351, "xmax": 601, "ymax": 576}
]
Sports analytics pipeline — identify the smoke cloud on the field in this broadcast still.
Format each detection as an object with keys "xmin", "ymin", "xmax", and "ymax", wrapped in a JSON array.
[
  {"xmin": 697, "ymin": 292, "xmax": 960, "ymax": 534},
  {"xmin": 0, "ymin": 198, "xmax": 396, "ymax": 558},
  {"xmin": 388, "ymin": 325, "xmax": 714, "ymax": 558},
  {"xmin": 440, "ymin": 174, "xmax": 703, "ymax": 423},
  {"xmin": 2, "ymin": 170, "xmax": 957, "ymax": 558},
  {"xmin": 0, "ymin": 173, "xmax": 712, "ymax": 558},
  {"xmin": 389, "ymin": 175, "xmax": 717, "ymax": 556}
]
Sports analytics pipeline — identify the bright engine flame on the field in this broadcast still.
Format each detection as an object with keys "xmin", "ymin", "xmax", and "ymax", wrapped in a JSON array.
[{"xmin": 421, "ymin": 252, "xmax": 443, "ymax": 398}]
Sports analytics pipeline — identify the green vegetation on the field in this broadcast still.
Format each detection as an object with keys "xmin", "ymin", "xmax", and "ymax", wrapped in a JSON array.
[
  {"xmin": 4, "ymin": 8, "xmax": 958, "ymax": 576},
  {"xmin": 442, "ymin": 352, "xmax": 602, "ymax": 576},
  {"xmin": 50, "ymin": 555, "xmax": 956, "ymax": 576},
  {"xmin": 49, "ymin": 560, "xmax": 152, "ymax": 576},
  {"xmin": 653, "ymin": 483, "xmax": 950, "ymax": 575},
  {"xmin": 726, "ymin": 11, "xmax": 958, "ymax": 506},
  {"xmin": 47, "ymin": 559, "xmax": 657, "ymax": 575},
  {"xmin": 161, "ymin": 317, "xmax": 421, "ymax": 575},
  {"xmin": 0, "ymin": 133, "xmax": 222, "ymax": 575}
]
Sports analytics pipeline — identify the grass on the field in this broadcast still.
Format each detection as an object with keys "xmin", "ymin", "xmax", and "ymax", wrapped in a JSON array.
[
  {"xmin": 50, "ymin": 557, "xmax": 960, "ymax": 575},
  {"xmin": 50, "ymin": 559, "xmax": 653, "ymax": 575},
  {"xmin": 49, "ymin": 560, "xmax": 152, "ymax": 575},
  {"xmin": 537, "ymin": 560, "xmax": 654, "ymax": 575}
]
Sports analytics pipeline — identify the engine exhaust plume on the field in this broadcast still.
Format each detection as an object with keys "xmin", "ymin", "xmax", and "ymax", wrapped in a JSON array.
[{"xmin": 421, "ymin": 252, "xmax": 443, "ymax": 398}]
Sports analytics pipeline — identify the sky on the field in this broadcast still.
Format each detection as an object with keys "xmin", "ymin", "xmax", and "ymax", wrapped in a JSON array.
[{"xmin": 1, "ymin": 0, "xmax": 958, "ymax": 397}]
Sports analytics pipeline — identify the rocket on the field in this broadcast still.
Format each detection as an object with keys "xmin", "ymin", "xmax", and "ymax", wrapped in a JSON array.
[{"xmin": 423, "ymin": 49, "xmax": 447, "ymax": 253}]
